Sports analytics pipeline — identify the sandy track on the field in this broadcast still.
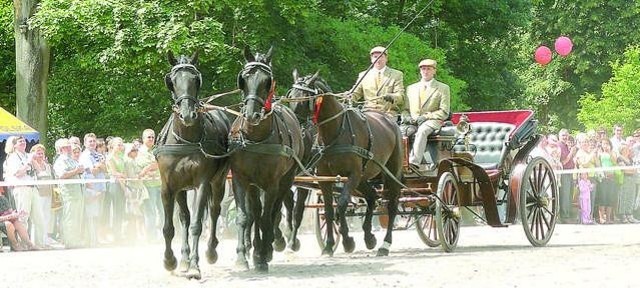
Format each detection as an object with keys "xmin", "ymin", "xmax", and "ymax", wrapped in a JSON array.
[{"xmin": 2, "ymin": 223, "xmax": 640, "ymax": 288}]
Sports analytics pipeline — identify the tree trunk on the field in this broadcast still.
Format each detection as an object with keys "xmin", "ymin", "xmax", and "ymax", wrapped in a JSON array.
[{"xmin": 14, "ymin": 0, "xmax": 50, "ymax": 144}]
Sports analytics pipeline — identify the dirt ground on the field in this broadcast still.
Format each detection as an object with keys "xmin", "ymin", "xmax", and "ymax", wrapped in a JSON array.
[{"xmin": 2, "ymin": 223, "xmax": 640, "ymax": 288}]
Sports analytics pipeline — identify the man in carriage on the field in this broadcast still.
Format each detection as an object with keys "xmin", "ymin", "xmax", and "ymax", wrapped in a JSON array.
[
  {"xmin": 350, "ymin": 46, "xmax": 405, "ymax": 120},
  {"xmin": 401, "ymin": 59, "xmax": 451, "ymax": 171}
]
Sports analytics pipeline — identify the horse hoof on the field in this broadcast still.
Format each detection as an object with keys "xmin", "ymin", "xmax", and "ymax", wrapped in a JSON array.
[
  {"xmin": 343, "ymin": 237, "xmax": 356, "ymax": 253},
  {"xmin": 163, "ymin": 255, "xmax": 177, "ymax": 271},
  {"xmin": 266, "ymin": 249, "xmax": 274, "ymax": 262},
  {"xmin": 185, "ymin": 267, "xmax": 201, "ymax": 280},
  {"xmin": 235, "ymin": 259, "xmax": 250, "ymax": 270},
  {"xmin": 273, "ymin": 237, "xmax": 286, "ymax": 252},
  {"xmin": 179, "ymin": 260, "xmax": 190, "ymax": 272},
  {"xmin": 365, "ymin": 234, "xmax": 377, "ymax": 250},
  {"xmin": 321, "ymin": 246, "xmax": 334, "ymax": 257},
  {"xmin": 290, "ymin": 238, "xmax": 301, "ymax": 252},
  {"xmin": 255, "ymin": 262, "xmax": 269, "ymax": 273},
  {"xmin": 206, "ymin": 249, "xmax": 218, "ymax": 264},
  {"xmin": 376, "ymin": 248, "xmax": 389, "ymax": 257}
]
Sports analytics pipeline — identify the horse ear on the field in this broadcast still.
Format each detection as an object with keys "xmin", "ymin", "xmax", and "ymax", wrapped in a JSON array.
[
  {"xmin": 243, "ymin": 46, "xmax": 254, "ymax": 62},
  {"xmin": 167, "ymin": 51, "xmax": 177, "ymax": 66},
  {"xmin": 292, "ymin": 69, "xmax": 299, "ymax": 81},
  {"xmin": 264, "ymin": 45, "xmax": 274, "ymax": 64},
  {"xmin": 307, "ymin": 70, "xmax": 320, "ymax": 84},
  {"xmin": 190, "ymin": 51, "xmax": 199, "ymax": 66}
]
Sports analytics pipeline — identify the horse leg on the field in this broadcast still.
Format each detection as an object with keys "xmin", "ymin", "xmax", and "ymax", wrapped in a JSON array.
[
  {"xmin": 377, "ymin": 180, "xmax": 400, "ymax": 256},
  {"xmin": 337, "ymin": 178, "xmax": 358, "ymax": 253},
  {"xmin": 162, "ymin": 187, "xmax": 178, "ymax": 271},
  {"xmin": 206, "ymin": 172, "xmax": 226, "ymax": 264},
  {"xmin": 318, "ymin": 182, "xmax": 336, "ymax": 256},
  {"xmin": 246, "ymin": 185, "xmax": 265, "ymax": 271},
  {"xmin": 175, "ymin": 191, "xmax": 191, "ymax": 272},
  {"xmin": 357, "ymin": 182, "xmax": 378, "ymax": 250},
  {"xmin": 184, "ymin": 182, "xmax": 210, "ymax": 280},
  {"xmin": 272, "ymin": 195, "xmax": 286, "ymax": 252},
  {"xmin": 256, "ymin": 184, "xmax": 279, "ymax": 273},
  {"xmin": 232, "ymin": 177, "xmax": 250, "ymax": 270},
  {"xmin": 287, "ymin": 187, "xmax": 309, "ymax": 252}
]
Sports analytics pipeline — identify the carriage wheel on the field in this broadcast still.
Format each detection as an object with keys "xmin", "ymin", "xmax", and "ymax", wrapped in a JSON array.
[
  {"xmin": 435, "ymin": 172, "xmax": 461, "ymax": 252},
  {"xmin": 519, "ymin": 157, "xmax": 558, "ymax": 247},
  {"xmin": 313, "ymin": 193, "xmax": 340, "ymax": 252},
  {"xmin": 415, "ymin": 213, "xmax": 440, "ymax": 247}
]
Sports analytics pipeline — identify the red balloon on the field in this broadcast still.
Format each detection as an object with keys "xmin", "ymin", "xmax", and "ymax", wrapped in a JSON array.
[
  {"xmin": 535, "ymin": 46, "xmax": 552, "ymax": 66},
  {"xmin": 555, "ymin": 36, "xmax": 573, "ymax": 56}
]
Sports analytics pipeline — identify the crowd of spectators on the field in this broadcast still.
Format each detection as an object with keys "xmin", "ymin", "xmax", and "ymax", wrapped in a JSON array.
[
  {"xmin": 533, "ymin": 124, "xmax": 640, "ymax": 225},
  {"xmin": 1, "ymin": 129, "xmax": 163, "ymax": 251}
]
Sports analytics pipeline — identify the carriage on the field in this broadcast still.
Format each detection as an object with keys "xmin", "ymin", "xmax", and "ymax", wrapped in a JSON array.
[{"xmin": 304, "ymin": 109, "xmax": 558, "ymax": 253}]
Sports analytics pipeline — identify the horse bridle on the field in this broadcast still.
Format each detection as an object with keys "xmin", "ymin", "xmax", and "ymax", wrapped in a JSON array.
[
  {"xmin": 166, "ymin": 63, "xmax": 204, "ymax": 112},
  {"xmin": 238, "ymin": 61, "xmax": 275, "ymax": 119}
]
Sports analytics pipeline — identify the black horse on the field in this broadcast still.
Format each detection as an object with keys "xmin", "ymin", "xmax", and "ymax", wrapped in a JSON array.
[
  {"xmin": 229, "ymin": 46, "xmax": 305, "ymax": 272},
  {"xmin": 288, "ymin": 71, "xmax": 403, "ymax": 256},
  {"xmin": 155, "ymin": 51, "xmax": 230, "ymax": 279}
]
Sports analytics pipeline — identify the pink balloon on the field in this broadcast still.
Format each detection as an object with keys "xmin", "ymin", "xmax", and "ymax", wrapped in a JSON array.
[
  {"xmin": 555, "ymin": 36, "xmax": 573, "ymax": 56},
  {"xmin": 534, "ymin": 46, "xmax": 552, "ymax": 66}
]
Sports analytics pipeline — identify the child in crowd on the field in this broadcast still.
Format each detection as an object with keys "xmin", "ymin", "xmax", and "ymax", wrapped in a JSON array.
[{"xmin": 577, "ymin": 172, "xmax": 594, "ymax": 224}]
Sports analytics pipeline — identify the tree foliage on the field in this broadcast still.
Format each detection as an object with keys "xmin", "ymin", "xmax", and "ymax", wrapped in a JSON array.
[
  {"xmin": 0, "ymin": 2, "xmax": 15, "ymax": 113},
  {"xmin": 3, "ymin": 0, "xmax": 639, "ymax": 141},
  {"xmin": 578, "ymin": 47, "xmax": 640, "ymax": 133},
  {"xmin": 523, "ymin": 0, "xmax": 640, "ymax": 130}
]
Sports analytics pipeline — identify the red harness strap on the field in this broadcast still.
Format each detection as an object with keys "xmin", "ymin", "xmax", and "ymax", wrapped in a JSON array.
[
  {"xmin": 313, "ymin": 95, "xmax": 324, "ymax": 124},
  {"xmin": 265, "ymin": 80, "xmax": 276, "ymax": 112}
]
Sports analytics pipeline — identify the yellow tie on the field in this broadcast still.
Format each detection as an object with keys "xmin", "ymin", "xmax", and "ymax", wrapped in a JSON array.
[
  {"xmin": 419, "ymin": 85, "xmax": 427, "ymax": 106},
  {"xmin": 376, "ymin": 71, "xmax": 382, "ymax": 89}
]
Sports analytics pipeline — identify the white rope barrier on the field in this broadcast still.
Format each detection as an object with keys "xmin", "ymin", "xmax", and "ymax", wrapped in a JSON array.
[
  {"xmin": 1, "ymin": 165, "xmax": 638, "ymax": 187},
  {"xmin": 554, "ymin": 165, "xmax": 640, "ymax": 175},
  {"xmin": 0, "ymin": 177, "xmax": 156, "ymax": 187}
]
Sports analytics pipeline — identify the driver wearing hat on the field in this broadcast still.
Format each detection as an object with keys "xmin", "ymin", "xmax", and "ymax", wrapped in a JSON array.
[
  {"xmin": 402, "ymin": 59, "xmax": 451, "ymax": 171},
  {"xmin": 350, "ymin": 46, "xmax": 405, "ymax": 118}
]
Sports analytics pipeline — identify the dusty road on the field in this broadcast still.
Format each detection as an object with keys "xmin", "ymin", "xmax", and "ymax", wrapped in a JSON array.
[{"xmin": 2, "ymin": 223, "xmax": 640, "ymax": 288}]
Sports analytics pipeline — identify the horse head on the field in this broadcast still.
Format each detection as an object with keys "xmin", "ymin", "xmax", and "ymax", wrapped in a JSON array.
[
  {"xmin": 288, "ymin": 69, "xmax": 332, "ymax": 123},
  {"xmin": 165, "ymin": 51, "xmax": 202, "ymax": 127},
  {"xmin": 237, "ymin": 46, "xmax": 275, "ymax": 125}
]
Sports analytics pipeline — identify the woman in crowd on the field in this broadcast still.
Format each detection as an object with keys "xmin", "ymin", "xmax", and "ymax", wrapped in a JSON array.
[
  {"xmin": 597, "ymin": 138, "xmax": 618, "ymax": 224},
  {"xmin": 0, "ymin": 186, "xmax": 38, "ymax": 251},
  {"xmin": 106, "ymin": 137, "xmax": 127, "ymax": 243},
  {"xmin": 617, "ymin": 143, "xmax": 638, "ymax": 223},
  {"xmin": 3, "ymin": 135, "xmax": 45, "ymax": 247},
  {"xmin": 30, "ymin": 144, "xmax": 56, "ymax": 247},
  {"xmin": 123, "ymin": 144, "xmax": 148, "ymax": 241},
  {"xmin": 575, "ymin": 133, "xmax": 599, "ymax": 224}
]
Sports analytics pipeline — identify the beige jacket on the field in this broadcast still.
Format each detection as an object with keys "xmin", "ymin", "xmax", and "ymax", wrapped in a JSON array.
[
  {"xmin": 402, "ymin": 79, "xmax": 450, "ymax": 129},
  {"xmin": 351, "ymin": 67, "xmax": 404, "ymax": 116}
]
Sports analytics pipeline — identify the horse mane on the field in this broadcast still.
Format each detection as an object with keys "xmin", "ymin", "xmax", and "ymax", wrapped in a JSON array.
[
  {"xmin": 176, "ymin": 55, "xmax": 192, "ymax": 64},
  {"xmin": 254, "ymin": 53, "xmax": 270, "ymax": 65},
  {"xmin": 298, "ymin": 74, "xmax": 333, "ymax": 94}
]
